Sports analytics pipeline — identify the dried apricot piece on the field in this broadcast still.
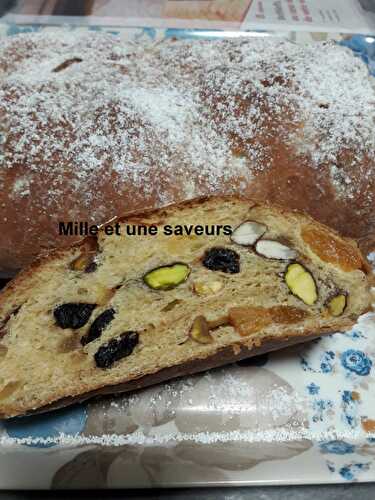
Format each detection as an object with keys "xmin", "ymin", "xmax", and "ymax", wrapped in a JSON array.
[
  {"xmin": 229, "ymin": 305, "xmax": 308, "ymax": 336},
  {"xmin": 228, "ymin": 307, "xmax": 273, "ymax": 336},
  {"xmin": 301, "ymin": 225, "xmax": 363, "ymax": 272},
  {"xmin": 270, "ymin": 306, "xmax": 308, "ymax": 323}
]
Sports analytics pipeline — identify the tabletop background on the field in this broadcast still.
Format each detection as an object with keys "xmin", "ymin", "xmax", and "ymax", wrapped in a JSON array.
[{"xmin": 0, "ymin": 484, "xmax": 374, "ymax": 499}]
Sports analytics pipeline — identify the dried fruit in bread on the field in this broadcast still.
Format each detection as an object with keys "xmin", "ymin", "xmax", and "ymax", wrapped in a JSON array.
[{"xmin": 0, "ymin": 197, "xmax": 371, "ymax": 417}]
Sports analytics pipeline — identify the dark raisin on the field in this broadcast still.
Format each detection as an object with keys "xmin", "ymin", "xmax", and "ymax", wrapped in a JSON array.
[
  {"xmin": 94, "ymin": 331, "xmax": 139, "ymax": 369},
  {"xmin": 54, "ymin": 303, "xmax": 96, "ymax": 329},
  {"xmin": 84, "ymin": 261, "xmax": 98, "ymax": 273},
  {"xmin": 81, "ymin": 308, "xmax": 115, "ymax": 346},
  {"xmin": 202, "ymin": 247, "xmax": 240, "ymax": 274}
]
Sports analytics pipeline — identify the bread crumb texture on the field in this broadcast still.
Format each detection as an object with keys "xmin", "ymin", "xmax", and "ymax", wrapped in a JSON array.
[{"xmin": 0, "ymin": 198, "xmax": 371, "ymax": 417}]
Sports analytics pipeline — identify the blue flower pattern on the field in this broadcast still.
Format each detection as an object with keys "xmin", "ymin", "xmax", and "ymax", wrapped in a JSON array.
[
  {"xmin": 341, "ymin": 390, "xmax": 359, "ymax": 428},
  {"xmin": 341, "ymin": 350, "xmax": 372, "ymax": 376},
  {"xmin": 326, "ymin": 461, "xmax": 371, "ymax": 481},
  {"xmin": 306, "ymin": 383, "xmax": 320, "ymax": 395},
  {"xmin": 344, "ymin": 329, "xmax": 366, "ymax": 340},
  {"xmin": 320, "ymin": 441, "xmax": 355, "ymax": 455},
  {"xmin": 312, "ymin": 399, "xmax": 334, "ymax": 423},
  {"xmin": 339, "ymin": 463, "xmax": 370, "ymax": 481},
  {"xmin": 300, "ymin": 350, "xmax": 335, "ymax": 373}
]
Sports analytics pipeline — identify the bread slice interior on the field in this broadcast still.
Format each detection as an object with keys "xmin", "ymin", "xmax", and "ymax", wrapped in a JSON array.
[{"xmin": 0, "ymin": 197, "xmax": 371, "ymax": 417}]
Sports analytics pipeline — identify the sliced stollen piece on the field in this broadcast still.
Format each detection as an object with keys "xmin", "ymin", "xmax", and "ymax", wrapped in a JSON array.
[{"xmin": 0, "ymin": 196, "xmax": 372, "ymax": 418}]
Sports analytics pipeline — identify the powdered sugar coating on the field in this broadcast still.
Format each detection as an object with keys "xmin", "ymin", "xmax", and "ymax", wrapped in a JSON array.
[
  {"xmin": 0, "ymin": 32, "xmax": 251, "ymax": 212},
  {"xmin": 0, "ymin": 32, "xmax": 374, "ymax": 207}
]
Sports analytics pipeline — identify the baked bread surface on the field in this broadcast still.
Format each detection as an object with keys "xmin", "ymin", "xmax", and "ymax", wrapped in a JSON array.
[
  {"xmin": 0, "ymin": 197, "xmax": 372, "ymax": 418},
  {"xmin": 0, "ymin": 32, "xmax": 375, "ymax": 275}
]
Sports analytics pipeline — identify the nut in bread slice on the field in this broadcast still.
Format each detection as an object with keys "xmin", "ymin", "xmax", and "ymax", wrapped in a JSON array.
[{"xmin": 0, "ymin": 197, "xmax": 372, "ymax": 418}]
